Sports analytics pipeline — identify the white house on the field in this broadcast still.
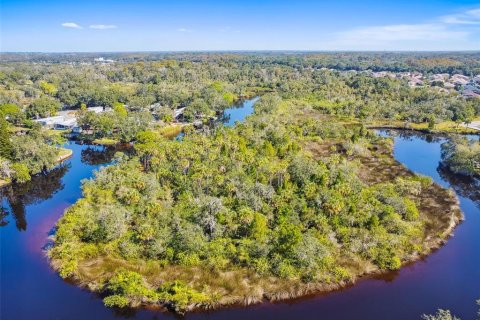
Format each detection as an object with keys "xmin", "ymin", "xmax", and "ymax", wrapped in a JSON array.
[
  {"xmin": 54, "ymin": 118, "xmax": 77, "ymax": 130},
  {"xmin": 87, "ymin": 107, "xmax": 105, "ymax": 114},
  {"xmin": 33, "ymin": 116, "xmax": 65, "ymax": 128},
  {"xmin": 34, "ymin": 115, "xmax": 78, "ymax": 130}
]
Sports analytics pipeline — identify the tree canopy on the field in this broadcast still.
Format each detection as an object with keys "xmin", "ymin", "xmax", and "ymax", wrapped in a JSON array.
[{"xmin": 49, "ymin": 95, "xmax": 461, "ymax": 313}]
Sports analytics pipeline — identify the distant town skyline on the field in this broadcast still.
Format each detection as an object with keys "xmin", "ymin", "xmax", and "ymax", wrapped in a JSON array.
[{"xmin": 1, "ymin": 0, "xmax": 480, "ymax": 52}]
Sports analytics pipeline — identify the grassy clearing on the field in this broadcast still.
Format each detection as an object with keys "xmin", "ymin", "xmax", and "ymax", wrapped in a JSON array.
[
  {"xmin": 46, "ymin": 128, "xmax": 70, "ymax": 137},
  {"xmin": 65, "ymin": 253, "xmax": 352, "ymax": 309},
  {"xmin": 242, "ymin": 87, "xmax": 274, "ymax": 97},
  {"xmin": 155, "ymin": 124, "xmax": 183, "ymax": 139},
  {"xmin": 57, "ymin": 148, "xmax": 73, "ymax": 162},
  {"xmin": 92, "ymin": 138, "xmax": 119, "ymax": 146},
  {"xmin": 365, "ymin": 119, "xmax": 480, "ymax": 134}
]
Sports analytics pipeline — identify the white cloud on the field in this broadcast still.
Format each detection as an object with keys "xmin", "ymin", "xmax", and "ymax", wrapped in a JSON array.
[
  {"xmin": 468, "ymin": 8, "xmax": 480, "ymax": 17},
  {"xmin": 177, "ymin": 28, "xmax": 192, "ymax": 33},
  {"xmin": 335, "ymin": 24, "xmax": 467, "ymax": 44},
  {"xmin": 329, "ymin": 7, "xmax": 479, "ymax": 50},
  {"xmin": 441, "ymin": 8, "xmax": 480, "ymax": 25},
  {"xmin": 89, "ymin": 24, "xmax": 117, "ymax": 29},
  {"xmin": 61, "ymin": 22, "xmax": 82, "ymax": 29}
]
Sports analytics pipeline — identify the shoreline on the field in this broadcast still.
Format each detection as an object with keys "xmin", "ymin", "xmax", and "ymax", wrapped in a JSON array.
[
  {"xmin": 47, "ymin": 129, "xmax": 464, "ymax": 315},
  {"xmin": 0, "ymin": 147, "xmax": 73, "ymax": 189},
  {"xmin": 49, "ymin": 202, "xmax": 462, "ymax": 315},
  {"xmin": 366, "ymin": 124, "xmax": 480, "ymax": 136}
]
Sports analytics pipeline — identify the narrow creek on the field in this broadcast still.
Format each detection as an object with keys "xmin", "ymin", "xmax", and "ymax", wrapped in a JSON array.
[{"xmin": 1, "ymin": 101, "xmax": 479, "ymax": 319}]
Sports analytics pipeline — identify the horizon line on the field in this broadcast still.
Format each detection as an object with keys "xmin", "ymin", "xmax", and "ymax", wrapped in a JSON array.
[{"xmin": 2, "ymin": 49, "xmax": 480, "ymax": 54}]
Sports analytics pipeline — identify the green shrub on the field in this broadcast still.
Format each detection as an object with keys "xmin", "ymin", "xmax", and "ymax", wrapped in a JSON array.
[
  {"xmin": 404, "ymin": 198, "xmax": 420, "ymax": 221},
  {"xmin": 103, "ymin": 270, "xmax": 158, "ymax": 307},
  {"xmin": 275, "ymin": 260, "xmax": 297, "ymax": 279},
  {"xmin": 373, "ymin": 246, "xmax": 401, "ymax": 270},
  {"xmin": 158, "ymin": 281, "xmax": 211, "ymax": 312},
  {"xmin": 11, "ymin": 163, "xmax": 31, "ymax": 183},
  {"xmin": 103, "ymin": 295, "xmax": 129, "ymax": 308}
]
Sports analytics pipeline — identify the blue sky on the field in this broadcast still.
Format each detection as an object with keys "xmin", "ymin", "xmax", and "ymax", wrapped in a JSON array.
[{"xmin": 1, "ymin": 0, "xmax": 479, "ymax": 52}]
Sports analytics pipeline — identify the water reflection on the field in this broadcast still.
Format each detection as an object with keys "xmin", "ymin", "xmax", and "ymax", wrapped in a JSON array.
[
  {"xmin": 377, "ymin": 129, "xmax": 446, "ymax": 143},
  {"xmin": 378, "ymin": 130, "xmax": 480, "ymax": 208},
  {"xmin": 0, "ymin": 165, "xmax": 69, "ymax": 231},
  {"xmin": 81, "ymin": 144, "xmax": 132, "ymax": 166},
  {"xmin": 175, "ymin": 97, "xmax": 259, "ymax": 140},
  {"xmin": 81, "ymin": 146, "xmax": 117, "ymax": 165},
  {"xmin": 438, "ymin": 165, "xmax": 480, "ymax": 207},
  {"xmin": 0, "ymin": 206, "xmax": 8, "ymax": 227},
  {"xmin": 1, "ymin": 126, "xmax": 478, "ymax": 320},
  {"xmin": 220, "ymin": 97, "xmax": 259, "ymax": 127},
  {"xmin": 0, "ymin": 143, "xmax": 131, "ymax": 231}
]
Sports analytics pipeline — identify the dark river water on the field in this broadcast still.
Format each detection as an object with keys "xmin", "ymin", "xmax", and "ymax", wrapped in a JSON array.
[{"xmin": 1, "ymin": 102, "xmax": 479, "ymax": 319}]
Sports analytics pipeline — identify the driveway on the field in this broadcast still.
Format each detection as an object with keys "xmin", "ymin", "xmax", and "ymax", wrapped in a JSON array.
[{"xmin": 463, "ymin": 121, "xmax": 480, "ymax": 131}]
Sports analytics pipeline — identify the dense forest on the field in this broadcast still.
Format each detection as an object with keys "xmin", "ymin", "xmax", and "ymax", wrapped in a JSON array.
[
  {"xmin": 1, "ymin": 53, "xmax": 479, "ymax": 125},
  {"xmin": 49, "ymin": 94, "xmax": 462, "ymax": 313},
  {"xmin": 2, "ymin": 52, "xmax": 480, "ymax": 75},
  {"xmin": 0, "ymin": 114, "xmax": 66, "ymax": 184},
  {"xmin": 0, "ymin": 52, "xmax": 477, "ymax": 313},
  {"xmin": 441, "ymin": 137, "xmax": 480, "ymax": 177},
  {"xmin": 2, "ymin": 52, "xmax": 478, "ymax": 186}
]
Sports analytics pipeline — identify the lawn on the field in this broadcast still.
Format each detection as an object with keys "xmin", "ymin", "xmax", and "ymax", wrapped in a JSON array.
[{"xmin": 92, "ymin": 138, "xmax": 119, "ymax": 146}]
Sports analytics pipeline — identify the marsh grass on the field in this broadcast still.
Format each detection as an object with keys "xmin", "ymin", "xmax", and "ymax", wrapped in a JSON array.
[
  {"xmin": 49, "ymin": 109, "xmax": 463, "ymax": 312},
  {"xmin": 155, "ymin": 124, "xmax": 184, "ymax": 139},
  {"xmin": 366, "ymin": 119, "xmax": 480, "ymax": 134}
]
